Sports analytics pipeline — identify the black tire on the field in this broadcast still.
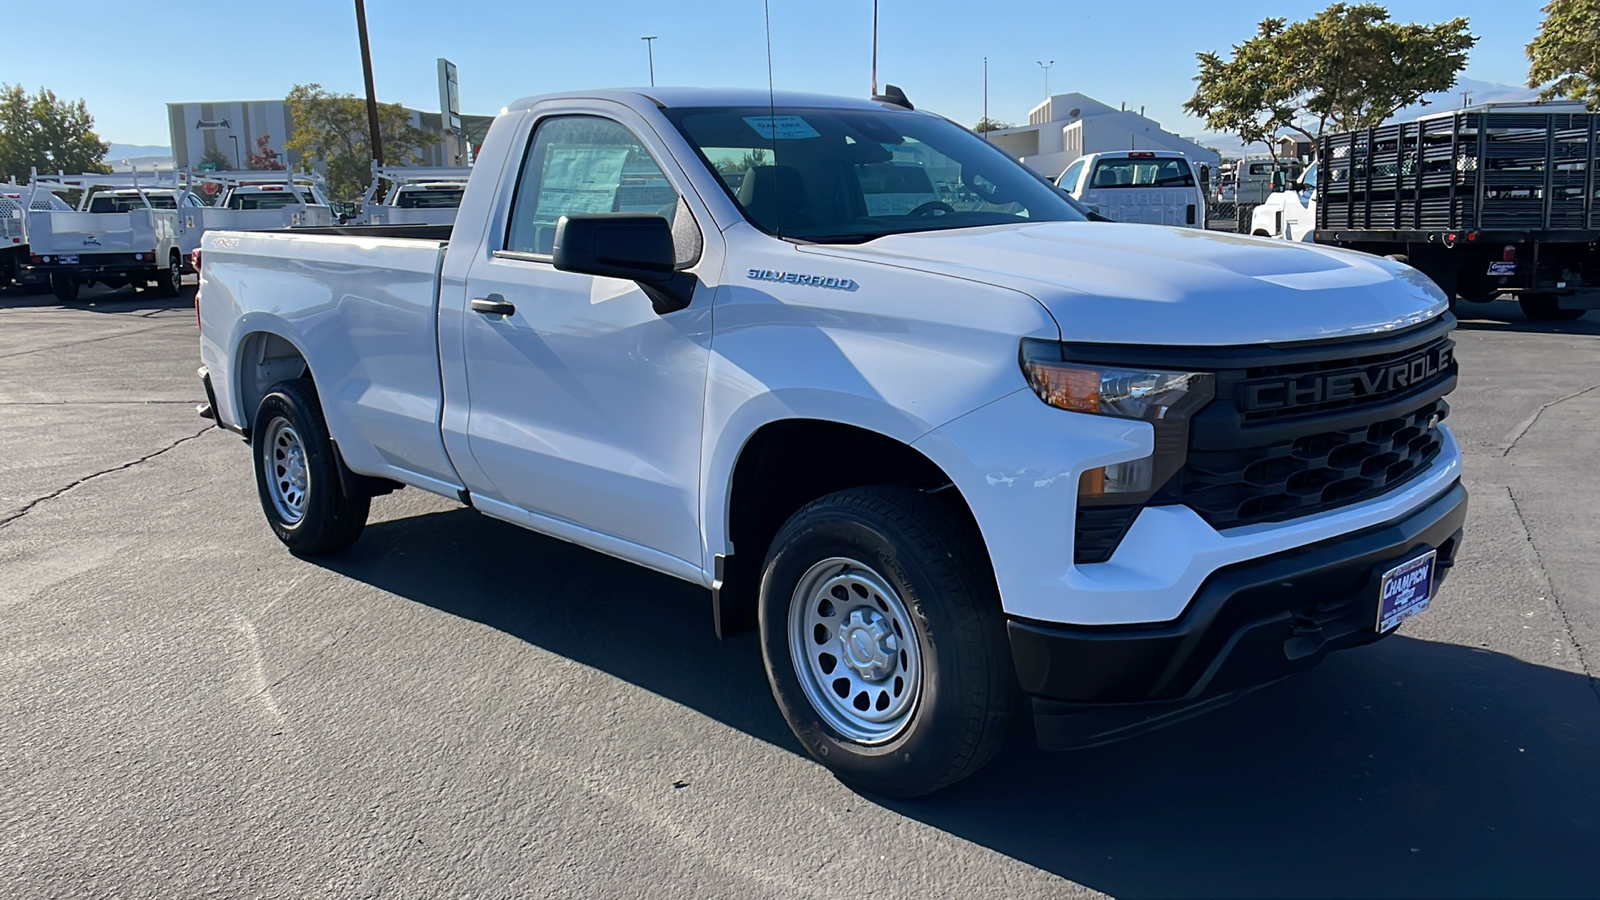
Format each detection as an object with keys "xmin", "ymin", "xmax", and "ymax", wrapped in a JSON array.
[
  {"xmin": 758, "ymin": 486, "xmax": 1016, "ymax": 798},
  {"xmin": 155, "ymin": 252, "xmax": 181, "ymax": 298},
  {"xmin": 50, "ymin": 274, "xmax": 78, "ymax": 303},
  {"xmin": 252, "ymin": 379, "xmax": 369, "ymax": 554},
  {"xmin": 1520, "ymin": 294, "xmax": 1586, "ymax": 321}
]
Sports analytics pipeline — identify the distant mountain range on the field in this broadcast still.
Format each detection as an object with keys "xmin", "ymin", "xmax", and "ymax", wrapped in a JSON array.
[
  {"xmin": 1192, "ymin": 78, "xmax": 1543, "ymax": 158},
  {"xmin": 105, "ymin": 143, "xmax": 171, "ymax": 161}
]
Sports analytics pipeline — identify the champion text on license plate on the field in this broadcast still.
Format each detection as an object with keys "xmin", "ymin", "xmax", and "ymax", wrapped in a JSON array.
[{"xmin": 1378, "ymin": 550, "xmax": 1437, "ymax": 633}]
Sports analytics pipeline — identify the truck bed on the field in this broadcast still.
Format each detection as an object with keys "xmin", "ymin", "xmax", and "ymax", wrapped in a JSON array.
[
  {"xmin": 199, "ymin": 228, "xmax": 460, "ymax": 494},
  {"xmin": 1318, "ymin": 111, "xmax": 1599, "ymax": 238}
]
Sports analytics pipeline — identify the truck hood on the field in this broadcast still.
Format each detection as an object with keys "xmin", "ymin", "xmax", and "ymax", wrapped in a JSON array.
[{"xmin": 800, "ymin": 222, "xmax": 1448, "ymax": 345}]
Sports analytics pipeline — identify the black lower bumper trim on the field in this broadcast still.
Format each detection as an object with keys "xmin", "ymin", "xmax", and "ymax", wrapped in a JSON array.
[{"xmin": 1011, "ymin": 481, "xmax": 1468, "ymax": 748}]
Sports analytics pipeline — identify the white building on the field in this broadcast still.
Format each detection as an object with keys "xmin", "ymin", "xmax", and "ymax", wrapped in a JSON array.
[{"xmin": 985, "ymin": 93, "xmax": 1219, "ymax": 180}]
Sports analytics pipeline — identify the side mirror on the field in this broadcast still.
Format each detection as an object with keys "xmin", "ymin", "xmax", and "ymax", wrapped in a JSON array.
[{"xmin": 552, "ymin": 213, "xmax": 696, "ymax": 315}]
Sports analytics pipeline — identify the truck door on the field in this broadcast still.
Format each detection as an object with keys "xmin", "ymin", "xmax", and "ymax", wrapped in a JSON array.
[
  {"xmin": 456, "ymin": 112, "xmax": 712, "ymax": 570},
  {"xmin": 1281, "ymin": 162, "xmax": 1317, "ymax": 242}
]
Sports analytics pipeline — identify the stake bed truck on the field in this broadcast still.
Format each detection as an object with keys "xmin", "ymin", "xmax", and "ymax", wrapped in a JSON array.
[{"xmin": 197, "ymin": 88, "xmax": 1467, "ymax": 796}]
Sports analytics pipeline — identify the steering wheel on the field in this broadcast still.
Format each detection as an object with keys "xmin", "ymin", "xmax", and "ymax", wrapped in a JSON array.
[{"xmin": 907, "ymin": 200, "xmax": 956, "ymax": 218}]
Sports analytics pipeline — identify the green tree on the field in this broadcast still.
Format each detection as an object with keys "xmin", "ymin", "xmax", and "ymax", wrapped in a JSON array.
[
  {"xmin": 974, "ymin": 117, "xmax": 1014, "ymax": 133},
  {"xmin": 1527, "ymin": 0, "xmax": 1600, "ymax": 109},
  {"xmin": 715, "ymin": 148, "xmax": 769, "ymax": 173},
  {"xmin": 284, "ymin": 83, "xmax": 439, "ymax": 201},
  {"xmin": 0, "ymin": 85, "xmax": 111, "ymax": 180},
  {"xmin": 196, "ymin": 147, "xmax": 232, "ymax": 171},
  {"xmin": 1186, "ymin": 4, "xmax": 1475, "ymax": 152}
]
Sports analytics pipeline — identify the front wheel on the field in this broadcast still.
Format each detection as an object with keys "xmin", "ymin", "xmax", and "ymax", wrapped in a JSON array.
[
  {"xmin": 759, "ymin": 486, "xmax": 1015, "ymax": 798},
  {"xmin": 50, "ymin": 274, "xmax": 78, "ymax": 303},
  {"xmin": 1520, "ymin": 294, "xmax": 1586, "ymax": 321},
  {"xmin": 252, "ymin": 379, "xmax": 369, "ymax": 554}
]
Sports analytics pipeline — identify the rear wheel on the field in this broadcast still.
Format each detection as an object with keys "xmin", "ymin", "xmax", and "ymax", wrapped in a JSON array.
[
  {"xmin": 252, "ymin": 379, "xmax": 370, "ymax": 554},
  {"xmin": 1520, "ymin": 293, "xmax": 1586, "ymax": 321},
  {"xmin": 50, "ymin": 274, "xmax": 78, "ymax": 303},
  {"xmin": 155, "ymin": 252, "xmax": 181, "ymax": 298},
  {"xmin": 758, "ymin": 486, "xmax": 1015, "ymax": 798}
]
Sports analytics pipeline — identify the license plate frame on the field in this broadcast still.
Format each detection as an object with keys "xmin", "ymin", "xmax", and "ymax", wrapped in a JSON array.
[
  {"xmin": 58, "ymin": 254, "xmax": 78, "ymax": 265},
  {"xmin": 1377, "ymin": 550, "xmax": 1437, "ymax": 633}
]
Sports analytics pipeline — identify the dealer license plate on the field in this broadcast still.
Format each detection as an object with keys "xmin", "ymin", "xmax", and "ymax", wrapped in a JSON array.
[
  {"xmin": 58, "ymin": 254, "xmax": 78, "ymax": 264},
  {"xmin": 1377, "ymin": 550, "xmax": 1437, "ymax": 633},
  {"xmin": 1487, "ymin": 261, "xmax": 1517, "ymax": 276}
]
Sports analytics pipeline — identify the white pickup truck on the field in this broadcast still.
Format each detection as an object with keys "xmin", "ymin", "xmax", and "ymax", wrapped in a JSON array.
[
  {"xmin": 197, "ymin": 88, "xmax": 1467, "ymax": 797},
  {"xmin": 1056, "ymin": 150, "xmax": 1207, "ymax": 228}
]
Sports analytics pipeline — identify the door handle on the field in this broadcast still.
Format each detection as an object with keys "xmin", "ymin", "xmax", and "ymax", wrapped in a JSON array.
[{"xmin": 471, "ymin": 294, "xmax": 516, "ymax": 316}]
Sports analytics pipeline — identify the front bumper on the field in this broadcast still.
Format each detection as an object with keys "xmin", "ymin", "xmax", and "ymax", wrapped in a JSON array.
[{"xmin": 1013, "ymin": 479, "xmax": 1467, "ymax": 750}]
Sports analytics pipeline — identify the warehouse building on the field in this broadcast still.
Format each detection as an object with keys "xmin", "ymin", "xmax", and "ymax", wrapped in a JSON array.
[
  {"xmin": 985, "ymin": 93, "xmax": 1218, "ymax": 180},
  {"xmin": 166, "ymin": 100, "xmax": 491, "ymax": 171}
]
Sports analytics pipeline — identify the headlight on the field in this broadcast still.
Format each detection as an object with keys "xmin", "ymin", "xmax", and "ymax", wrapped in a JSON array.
[{"xmin": 1021, "ymin": 339, "xmax": 1215, "ymax": 503}]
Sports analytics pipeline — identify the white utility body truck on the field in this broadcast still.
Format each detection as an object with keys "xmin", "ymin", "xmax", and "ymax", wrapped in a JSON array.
[
  {"xmin": 200, "ymin": 171, "xmax": 334, "ymax": 228},
  {"xmin": 359, "ymin": 165, "xmax": 471, "ymax": 226},
  {"xmin": 26, "ymin": 169, "xmax": 191, "ymax": 301},
  {"xmin": 1055, "ymin": 150, "xmax": 1207, "ymax": 228},
  {"xmin": 197, "ymin": 88, "xmax": 1467, "ymax": 796}
]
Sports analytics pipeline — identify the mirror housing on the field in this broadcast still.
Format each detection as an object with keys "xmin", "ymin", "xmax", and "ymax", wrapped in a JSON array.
[{"xmin": 552, "ymin": 214, "xmax": 697, "ymax": 315}]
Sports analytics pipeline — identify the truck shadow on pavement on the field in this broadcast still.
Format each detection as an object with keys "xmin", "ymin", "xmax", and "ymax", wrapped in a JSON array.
[
  {"xmin": 325, "ymin": 506, "xmax": 1600, "ymax": 900},
  {"xmin": 1451, "ymin": 300, "xmax": 1600, "ymax": 336},
  {"xmin": 0, "ymin": 284, "xmax": 196, "ymax": 313}
]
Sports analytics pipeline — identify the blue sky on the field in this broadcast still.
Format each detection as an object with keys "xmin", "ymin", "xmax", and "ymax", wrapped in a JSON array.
[{"xmin": 2, "ymin": 0, "xmax": 1554, "ymax": 147}]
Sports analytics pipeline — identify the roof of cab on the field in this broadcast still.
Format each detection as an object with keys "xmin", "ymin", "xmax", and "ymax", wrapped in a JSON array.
[{"xmin": 505, "ymin": 87, "xmax": 907, "ymax": 114}]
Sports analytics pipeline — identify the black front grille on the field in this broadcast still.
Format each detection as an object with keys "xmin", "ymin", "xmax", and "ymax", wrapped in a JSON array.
[
  {"xmin": 1234, "ymin": 335, "xmax": 1454, "ymax": 424},
  {"xmin": 1178, "ymin": 399, "xmax": 1447, "ymax": 530}
]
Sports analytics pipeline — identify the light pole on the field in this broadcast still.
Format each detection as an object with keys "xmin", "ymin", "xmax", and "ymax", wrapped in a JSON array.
[
  {"xmin": 354, "ymin": 0, "xmax": 384, "ymax": 165},
  {"xmin": 227, "ymin": 134, "xmax": 241, "ymax": 169},
  {"xmin": 1037, "ymin": 60, "xmax": 1055, "ymax": 99},
  {"xmin": 641, "ymin": 36, "xmax": 658, "ymax": 87}
]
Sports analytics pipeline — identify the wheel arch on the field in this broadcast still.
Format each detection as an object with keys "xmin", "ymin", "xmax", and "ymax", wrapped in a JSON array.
[
  {"xmin": 712, "ymin": 417, "xmax": 991, "ymax": 638},
  {"xmin": 232, "ymin": 324, "xmax": 313, "ymax": 433}
]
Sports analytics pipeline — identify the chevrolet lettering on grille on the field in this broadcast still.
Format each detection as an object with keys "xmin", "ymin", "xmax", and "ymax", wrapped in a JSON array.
[{"xmin": 1241, "ymin": 343, "xmax": 1454, "ymax": 412}]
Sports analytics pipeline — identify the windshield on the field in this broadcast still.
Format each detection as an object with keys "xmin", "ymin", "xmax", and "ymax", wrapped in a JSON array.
[
  {"xmin": 88, "ymin": 193, "xmax": 178, "ymax": 212},
  {"xmin": 225, "ymin": 190, "xmax": 316, "ymax": 210},
  {"xmin": 663, "ymin": 105, "xmax": 1087, "ymax": 243}
]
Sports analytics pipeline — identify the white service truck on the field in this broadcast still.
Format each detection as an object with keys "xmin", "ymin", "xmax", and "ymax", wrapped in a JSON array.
[
  {"xmin": 197, "ymin": 88, "xmax": 1467, "ymax": 797},
  {"xmin": 1055, "ymin": 150, "xmax": 1207, "ymax": 228},
  {"xmin": 359, "ymin": 165, "xmax": 471, "ymax": 226},
  {"xmin": 26, "ymin": 170, "xmax": 191, "ymax": 301},
  {"xmin": 201, "ymin": 172, "xmax": 334, "ymax": 229}
]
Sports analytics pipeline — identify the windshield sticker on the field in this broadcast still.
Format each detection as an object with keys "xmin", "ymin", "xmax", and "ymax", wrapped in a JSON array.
[{"xmin": 742, "ymin": 116, "xmax": 821, "ymax": 140}]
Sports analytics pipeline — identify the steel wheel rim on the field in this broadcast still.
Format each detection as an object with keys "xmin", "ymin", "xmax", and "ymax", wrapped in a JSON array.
[
  {"xmin": 788, "ymin": 557, "xmax": 923, "ymax": 744},
  {"xmin": 169, "ymin": 259, "xmax": 180, "ymax": 290},
  {"xmin": 263, "ymin": 418, "xmax": 309, "ymax": 524}
]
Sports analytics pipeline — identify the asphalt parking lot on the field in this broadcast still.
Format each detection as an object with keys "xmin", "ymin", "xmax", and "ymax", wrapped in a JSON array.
[{"xmin": 2, "ymin": 284, "xmax": 1597, "ymax": 899}]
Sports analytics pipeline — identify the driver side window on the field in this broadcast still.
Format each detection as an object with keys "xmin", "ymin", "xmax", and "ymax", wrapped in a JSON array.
[{"xmin": 505, "ymin": 116, "xmax": 678, "ymax": 257}]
